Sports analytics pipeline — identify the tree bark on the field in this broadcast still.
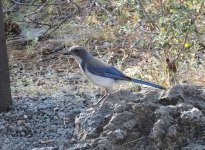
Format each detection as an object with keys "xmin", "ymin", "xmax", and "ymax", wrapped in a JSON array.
[{"xmin": 0, "ymin": 0, "xmax": 12, "ymax": 112}]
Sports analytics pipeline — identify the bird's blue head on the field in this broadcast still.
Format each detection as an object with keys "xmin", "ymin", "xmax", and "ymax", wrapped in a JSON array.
[{"xmin": 64, "ymin": 46, "xmax": 91, "ymax": 63}]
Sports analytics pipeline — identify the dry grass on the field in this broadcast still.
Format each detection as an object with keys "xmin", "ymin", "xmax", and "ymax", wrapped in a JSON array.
[{"xmin": 4, "ymin": 0, "xmax": 205, "ymax": 96}]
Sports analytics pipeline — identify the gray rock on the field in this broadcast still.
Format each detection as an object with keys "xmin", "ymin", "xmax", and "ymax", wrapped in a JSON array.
[
  {"xmin": 182, "ymin": 144, "xmax": 205, "ymax": 150},
  {"xmin": 74, "ymin": 103, "xmax": 114, "ymax": 140},
  {"xmin": 32, "ymin": 147, "xmax": 58, "ymax": 150},
  {"xmin": 180, "ymin": 107, "xmax": 202, "ymax": 121},
  {"xmin": 73, "ymin": 85, "xmax": 205, "ymax": 150}
]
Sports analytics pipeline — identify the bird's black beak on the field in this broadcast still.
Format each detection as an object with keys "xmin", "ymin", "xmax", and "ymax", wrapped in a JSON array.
[{"xmin": 63, "ymin": 51, "xmax": 72, "ymax": 55}]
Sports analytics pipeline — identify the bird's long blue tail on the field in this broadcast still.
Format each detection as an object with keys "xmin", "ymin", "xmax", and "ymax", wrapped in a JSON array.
[{"xmin": 131, "ymin": 78, "xmax": 166, "ymax": 90}]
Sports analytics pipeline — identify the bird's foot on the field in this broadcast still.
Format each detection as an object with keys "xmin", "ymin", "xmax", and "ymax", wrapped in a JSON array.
[{"xmin": 90, "ymin": 94, "xmax": 110, "ymax": 109}]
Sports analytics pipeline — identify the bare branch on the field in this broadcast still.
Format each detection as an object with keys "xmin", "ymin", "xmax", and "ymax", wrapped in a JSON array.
[
  {"xmin": 137, "ymin": 0, "xmax": 159, "ymax": 30},
  {"xmin": 39, "ymin": 9, "xmax": 78, "ymax": 40},
  {"xmin": 39, "ymin": 1, "xmax": 92, "ymax": 39},
  {"xmin": 10, "ymin": 0, "xmax": 67, "ymax": 6},
  {"xmin": 174, "ymin": 32, "xmax": 189, "ymax": 62},
  {"xmin": 69, "ymin": 0, "xmax": 80, "ymax": 11},
  {"xmin": 24, "ymin": 1, "xmax": 49, "ymax": 17},
  {"xmin": 91, "ymin": 0, "xmax": 112, "ymax": 18}
]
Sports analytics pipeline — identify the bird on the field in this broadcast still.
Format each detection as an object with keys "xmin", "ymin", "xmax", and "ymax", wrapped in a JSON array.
[{"xmin": 64, "ymin": 46, "xmax": 166, "ymax": 106}]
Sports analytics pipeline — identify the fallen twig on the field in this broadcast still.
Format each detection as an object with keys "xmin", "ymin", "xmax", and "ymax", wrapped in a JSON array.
[
  {"xmin": 6, "ymin": 37, "xmax": 29, "ymax": 45},
  {"xmin": 38, "ymin": 1, "xmax": 92, "ymax": 40},
  {"xmin": 24, "ymin": 16, "xmax": 55, "ymax": 27}
]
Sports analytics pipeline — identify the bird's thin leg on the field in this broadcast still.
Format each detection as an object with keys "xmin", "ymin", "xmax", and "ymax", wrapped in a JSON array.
[
  {"xmin": 93, "ymin": 89, "xmax": 111, "ymax": 107},
  {"xmin": 96, "ymin": 93, "xmax": 110, "ymax": 105},
  {"xmin": 99, "ymin": 93, "xmax": 110, "ymax": 106}
]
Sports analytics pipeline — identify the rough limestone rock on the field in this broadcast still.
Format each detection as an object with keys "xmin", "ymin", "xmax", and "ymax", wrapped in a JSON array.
[{"xmin": 69, "ymin": 84, "xmax": 205, "ymax": 150}]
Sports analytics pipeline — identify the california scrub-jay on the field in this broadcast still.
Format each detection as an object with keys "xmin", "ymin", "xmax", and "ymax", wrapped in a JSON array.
[{"xmin": 64, "ymin": 46, "xmax": 166, "ymax": 105}]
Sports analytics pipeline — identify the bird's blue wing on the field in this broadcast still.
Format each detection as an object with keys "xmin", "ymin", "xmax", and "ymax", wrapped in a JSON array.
[
  {"xmin": 85, "ymin": 59, "xmax": 166, "ymax": 90},
  {"xmin": 87, "ymin": 64, "xmax": 130, "ymax": 80}
]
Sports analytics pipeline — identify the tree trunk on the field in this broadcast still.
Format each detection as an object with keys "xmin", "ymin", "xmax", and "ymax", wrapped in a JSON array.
[{"xmin": 0, "ymin": 0, "xmax": 12, "ymax": 112}]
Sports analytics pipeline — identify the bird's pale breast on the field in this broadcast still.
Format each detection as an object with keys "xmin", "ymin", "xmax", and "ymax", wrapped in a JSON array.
[{"xmin": 84, "ymin": 67, "xmax": 116, "ymax": 92}]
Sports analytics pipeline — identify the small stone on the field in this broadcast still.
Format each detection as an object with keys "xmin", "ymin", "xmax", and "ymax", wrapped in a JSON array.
[
  {"xmin": 181, "ymin": 107, "xmax": 202, "ymax": 120},
  {"xmin": 18, "ymin": 127, "xmax": 23, "ymax": 132},
  {"xmin": 32, "ymin": 147, "xmax": 58, "ymax": 150},
  {"xmin": 102, "ymin": 42, "xmax": 113, "ymax": 48},
  {"xmin": 52, "ymin": 92, "xmax": 65, "ymax": 98},
  {"xmin": 57, "ymin": 128, "xmax": 66, "ymax": 136},
  {"xmin": 167, "ymin": 125, "xmax": 178, "ymax": 138},
  {"xmin": 114, "ymin": 103, "xmax": 126, "ymax": 113},
  {"xmin": 107, "ymin": 129, "xmax": 126, "ymax": 144},
  {"xmin": 23, "ymin": 115, "xmax": 28, "ymax": 119},
  {"xmin": 17, "ymin": 120, "xmax": 26, "ymax": 125},
  {"xmin": 123, "ymin": 119, "xmax": 137, "ymax": 130},
  {"xmin": 151, "ymin": 119, "xmax": 166, "ymax": 139},
  {"xmin": 24, "ymin": 123, "xmax": 31, "ymax": 128},
  {"xmin": 25, "ymin": 110, "xmax": 34, "ymax": 119},
  {"xmin": 53, "ymin": 116, "xmax": 58, "ymax": 120},
  {"xmin": 21, "ymin": 132, "xmax": 26, "ymax": 136},
  {"xmin": 57, "ymin": 112, "xmax": 65, "ymax": 119}
]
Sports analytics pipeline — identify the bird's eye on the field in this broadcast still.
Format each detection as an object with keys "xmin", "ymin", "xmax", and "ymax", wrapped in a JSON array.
[{"xmin": 75, "ymin": 49, "xmax": 80, "ymax": 53}]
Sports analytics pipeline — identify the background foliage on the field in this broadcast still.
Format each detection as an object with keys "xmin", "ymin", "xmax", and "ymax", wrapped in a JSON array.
[{"xmin": 3, "ymin": 0, "xmax": 205, "ymax": 95}]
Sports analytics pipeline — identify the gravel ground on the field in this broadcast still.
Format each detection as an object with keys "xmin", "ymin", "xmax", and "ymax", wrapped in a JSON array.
[{"xmin": 0, "ymin": 91, "xmax": 89, "ymax": 150}]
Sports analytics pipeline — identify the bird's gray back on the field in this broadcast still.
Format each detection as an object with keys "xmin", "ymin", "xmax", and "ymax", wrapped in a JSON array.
[{"xmin": 81, "ymin": 55, "xmax": 110, "ymax": 72}]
